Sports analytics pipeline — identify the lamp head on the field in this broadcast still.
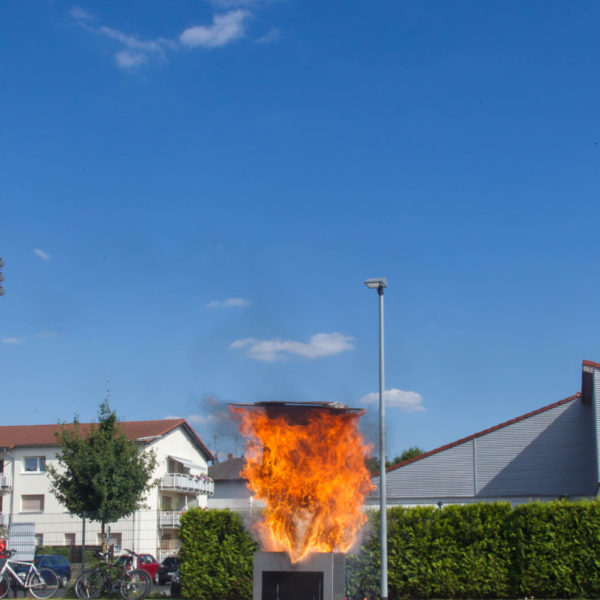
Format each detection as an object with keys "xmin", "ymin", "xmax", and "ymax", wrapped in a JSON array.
[{"xmin": 364, "ymin": 277, "xmax": 387, "ymax": 290}]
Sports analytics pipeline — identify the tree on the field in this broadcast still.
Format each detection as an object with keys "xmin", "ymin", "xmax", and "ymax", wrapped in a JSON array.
[
  {"xmin": 395, "ymin": 446, "xmax": 424, "ymax": 463},
  {"xmin": 47, "ymin": 400, "xmax": 157, "ymax": 548},
  {"xmin": 366, "ymin": 446, "xmax": 425, "ymax": 474}
]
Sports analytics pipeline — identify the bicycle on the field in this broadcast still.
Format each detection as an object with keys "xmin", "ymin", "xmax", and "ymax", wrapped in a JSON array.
[
  {"xmin": 0, "ymin": 549, "xmax": 59, "ymax": 599},
  {"xmin": 74, "ymin": 549, "xmax": 152, "ymax": 600}
]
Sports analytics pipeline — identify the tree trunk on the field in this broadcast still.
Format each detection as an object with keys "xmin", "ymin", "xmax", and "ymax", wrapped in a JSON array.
[{"xmin": 101, "ymin": 521, "xmax": 107, "ymax": 553}]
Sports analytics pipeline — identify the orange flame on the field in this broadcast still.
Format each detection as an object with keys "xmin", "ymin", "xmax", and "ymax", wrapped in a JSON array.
[{"xmin": 231, "ymin": 405, "xmax": 374, "ymax": 563}]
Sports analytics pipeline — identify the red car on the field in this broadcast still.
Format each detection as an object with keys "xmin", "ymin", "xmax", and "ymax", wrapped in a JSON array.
[
  {"xmin": 136, "ymin": 554, "xmax": 160, "ymax": 582},
  {"xmin": 118, "ymin": 553, "xmax": 160, "ymax": 582}
]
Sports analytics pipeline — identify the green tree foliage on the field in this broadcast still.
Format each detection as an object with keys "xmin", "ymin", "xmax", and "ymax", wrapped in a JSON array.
[
  {"xmin": 179, "ymin": 509, "xmax": 257, "ymax": 600},
  {"xmin": 47, "ymin": 400, "xmax": 157, "ymax": 545},
  {"xmin": 366, "ymin": 447, "xmax": 425, "ymax": 474},
  {"xmin": 396, "ymin": 446, "xmax": 424, "ymax": 463}
]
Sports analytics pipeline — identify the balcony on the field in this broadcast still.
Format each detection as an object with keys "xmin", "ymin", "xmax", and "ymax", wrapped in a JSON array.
[
  {"xmin": 0, "ymin": 474, "xmax": 11, "ymax": 493},
  {"xmin": 159, "ymin": 473, "xmax": 214, "ymax": 496},
  {"xmin": 158, "ymin": 510, "xmax": 185, "ymax": 529}
]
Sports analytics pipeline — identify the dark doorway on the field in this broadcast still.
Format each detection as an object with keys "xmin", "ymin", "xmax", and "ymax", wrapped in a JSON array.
[{"xmin": 262, "ymin": 571, "xmax": 323, "ymax": 600}]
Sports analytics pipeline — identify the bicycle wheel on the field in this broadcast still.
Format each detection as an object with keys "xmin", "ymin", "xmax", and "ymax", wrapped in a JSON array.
[
  {"xmin": 0, "ymin": 574, "xmax": 10, "ymax": 599},
  {"xmin": 120, "ymin": 569, "xmax": 152, "ymax": 600},
  {"xmin": 29, "ymin": 567, "xmax": 59, "ymax": 599},
  {"xmin": 74, "ymin": 570, "xmax": 104, "ymax": 600}
]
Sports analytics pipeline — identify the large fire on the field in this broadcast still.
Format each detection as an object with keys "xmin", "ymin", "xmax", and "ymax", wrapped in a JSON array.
[{"xmin": 231, "ymin": 403, "xmax": 374, "ymax": 563}]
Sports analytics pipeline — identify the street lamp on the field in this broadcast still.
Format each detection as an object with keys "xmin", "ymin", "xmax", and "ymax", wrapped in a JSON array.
[{"xmin": 364, "ymin": 277, "xmax": 388, "ymax": 600}]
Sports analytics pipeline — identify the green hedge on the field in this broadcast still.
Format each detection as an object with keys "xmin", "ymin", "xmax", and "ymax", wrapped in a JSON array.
[
  {"xmin": 509, "ymin": 500, "xmax": 600, "ymax": 598},
  {"xmin": 179, "ymin": 501, "xmax": 600, "ymax": 600},
  {"xmin": 349, "ymin": 500, "xmax": 600, "ymax": 599},
  {"xmin": 179, "ymin": 509, "xmax": 257, "ymax": 600}
]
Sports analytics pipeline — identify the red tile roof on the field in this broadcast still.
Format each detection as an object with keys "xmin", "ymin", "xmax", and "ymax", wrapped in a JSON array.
[
  {"xmin": 0, "ymin": 419, "xmax": 214, "ymax": 461},
  {"xmin": 384, "ymin": 392, "xmax": 582, "ymax": 475}
]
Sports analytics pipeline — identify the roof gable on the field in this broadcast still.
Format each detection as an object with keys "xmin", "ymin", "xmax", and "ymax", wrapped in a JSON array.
[
  {"xmin": 209, "ymin": 457, "xmax": 246, "ymax": 481},
  {"xmin": 385, "ymin": 392, "xmax": 581, "ymax": 475}
]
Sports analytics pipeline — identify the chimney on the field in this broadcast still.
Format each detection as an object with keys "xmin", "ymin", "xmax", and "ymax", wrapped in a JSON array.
[
  {"xmin": 228, "ymin": 453, "xmax": 233, "ymax": 460},
  {"xmin": 581, "ymin": 360, "xmax": 598, "ymax": 405}
]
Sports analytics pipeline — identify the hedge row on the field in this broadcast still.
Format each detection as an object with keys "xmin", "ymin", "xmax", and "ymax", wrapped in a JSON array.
[
  {"xmin": 349, "ymin": 500, "xmax": 600, "ymax": 599},
  {"xmin": 179, "ymin": 508, "xmax": 257, "ymax": 600},
  {"xmin": 179, "ymin": 501, "xmax": 600, "ymax": 600}
]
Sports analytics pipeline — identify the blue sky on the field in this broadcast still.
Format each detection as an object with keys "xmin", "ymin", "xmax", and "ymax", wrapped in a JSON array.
[{"xmin": 2, "ymin": 1, "xmax": 600, "ymax": 461}]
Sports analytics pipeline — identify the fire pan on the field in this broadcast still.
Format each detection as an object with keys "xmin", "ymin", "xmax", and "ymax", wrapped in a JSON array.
[{"xmin": 253, "ymin": 552, "xmax": 346, "ymax": 600}]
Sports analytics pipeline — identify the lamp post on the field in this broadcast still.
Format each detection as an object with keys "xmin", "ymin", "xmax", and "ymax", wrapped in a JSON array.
[{"xmin": 364, "ymin": 277, "xmax": 388, "ymax": 600}]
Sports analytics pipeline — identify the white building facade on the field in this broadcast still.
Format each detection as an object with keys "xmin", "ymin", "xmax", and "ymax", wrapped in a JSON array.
[{"xmin": 0, "ymin": 419, "xmax": 214, "ymax": 561}]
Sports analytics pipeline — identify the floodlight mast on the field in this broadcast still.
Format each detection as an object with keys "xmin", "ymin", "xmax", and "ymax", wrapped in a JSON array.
[{"xmin": 364, "ymin": 276, "xmax": 388, "ymax": 600}]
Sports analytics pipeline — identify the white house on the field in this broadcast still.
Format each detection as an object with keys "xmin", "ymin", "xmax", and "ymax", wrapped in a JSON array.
[
  {"xmin": 0, "ymin": 418, "xmax": 214, "ymax": 561},
  {"xmin": 207, "ymin": 454, "xmax": 266, "ymax": 512}
]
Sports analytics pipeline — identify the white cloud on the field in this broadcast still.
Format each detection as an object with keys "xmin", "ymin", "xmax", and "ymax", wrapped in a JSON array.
[
  {"xmin": 33, "ymin": 248, "xmax": 51, "ymax": 261},
  {"xmin": 94, "ymin": 25, "xmax": 174, "ymax": 68},
  {"xmin": 206, "ymin": 297, "xmax": 250, "ymax": 308},
  {"xmin": 35, "ymin": 330, "xmax": 58, "ymax": 339},
  {"xmin": 70, "ymin": 6, "xmax": 95, "ymax": 21},
  {"xmin": 98, "ymin": 26, "xmax": 170, "ymax": 54},
  {"xmin": 360, "ymin": 389, "xmax": 425, "ymax": 413},
  {"xmin": 2, "ymin": 337, "xmax": 25, "ymax": 345},
  {"xmin": 164, "ymin": 413, "xmax": 217, "ymax": 425},
  {"xmin": 115, "ymin": 50, "xmax": 148, "ymax": 68},
  {"xmin": 71, "ymin": 7, "xmax": 266, "ymax": 71},
  {"xmin": 258, "ymin": 27, "xmax": 280, "ymax": 44},
  {"xmin": 230, "ymin": 332, "xmax": 355, "ymax": 362},
  {"xmin": 225, "ymin": 297, "xmax": 250, "ymax": 307},
  {"xmin": 185, "ymin": 413, "xmax": 218, "ymax": 425},
  {"xmin": 180, "ymin": 10, "xmax": 249, "ymax": 48}
]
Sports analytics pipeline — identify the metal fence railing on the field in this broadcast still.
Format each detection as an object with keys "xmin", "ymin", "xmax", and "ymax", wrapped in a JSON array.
[{"xmin": 1, "ymin": 510, "xmax": 188, "ymax": 564}]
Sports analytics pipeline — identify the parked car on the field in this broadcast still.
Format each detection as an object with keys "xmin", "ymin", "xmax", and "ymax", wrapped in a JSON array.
[
  {"xmin": 170, "ymin": 570, "xmax": 181, "ymax": 597},
  {"xmin": 34, "ymin": 554, "xmax": 71, "ymax": 587},
  {"xmin": 135, "ymin": 553, "xmax": 160, "ymax": 582},
  {"xmin": 116, "ymin": 552, "xmax": 159, "ymax": 582},
  {"xmin": 157, "ymin": 556, "xmax": 180, "ymax": 585}
]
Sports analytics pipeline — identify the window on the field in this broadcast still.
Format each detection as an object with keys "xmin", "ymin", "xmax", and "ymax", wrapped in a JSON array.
[
  {"xmin": 65, "ymin": 533, "xmax": 75, "ymax": 546},
  {"xmin": 98, "ymin": 532, "xmax": 121, "ymax": 553},
  {"xmin": 21, "ymin": 494, "xmax": 44, "ymax": 512},
  {"xmin": 24, "ymin": 457, "xmax": 46, "ymax": 473}
]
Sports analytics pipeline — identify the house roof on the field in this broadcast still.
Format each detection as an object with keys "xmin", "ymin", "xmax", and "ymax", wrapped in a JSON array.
[
  {"xmin": 383, "ymin": 392, "xmax": 582, "ymax": 475},
  {"xmin": 0, "ymin": 419, "xmax": 215, "ymax": 462},
  {"xmin": 208, "ymin": 457, "xmax": 246, "ymax": 481}
]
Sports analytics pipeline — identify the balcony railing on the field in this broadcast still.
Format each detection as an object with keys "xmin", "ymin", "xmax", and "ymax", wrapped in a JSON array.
[
  {"xmin": 158, "ymin": 510, "xmax": 185, "ymax": 529},
  {"xmin": 159, "ymin": 473, "xmax": 214, "ymax": 496},
  {"xmin": 0, "ymin": 474, "xmax": 12, "ymax": 493}
]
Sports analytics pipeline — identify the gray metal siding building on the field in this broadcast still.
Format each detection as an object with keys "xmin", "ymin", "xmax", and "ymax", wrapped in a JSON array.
[{"xmin": 369, "ymin": 360, "xmax": 600, "ymax": 506}]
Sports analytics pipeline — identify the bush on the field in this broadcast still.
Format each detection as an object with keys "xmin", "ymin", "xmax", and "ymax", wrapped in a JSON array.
[
  {"xmin": 509, "ymin": 500, "xmax": 600, "ymax": 598},
  {"xmin": 36, "ymin": 545, "xmax": 70, "ymax": 558},
  {"xmin": 349, "ymin": 500, "xmax": 600, "ymax": 599},
  {"xmin": 179, "ymin": 509, "xmax": 257, "ymax": 600}
]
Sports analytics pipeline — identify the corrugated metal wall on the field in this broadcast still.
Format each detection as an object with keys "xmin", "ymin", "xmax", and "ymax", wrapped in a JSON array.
[{"xmin": 593, "ymin": 368, "xmax": 600, "ymax": 487}]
